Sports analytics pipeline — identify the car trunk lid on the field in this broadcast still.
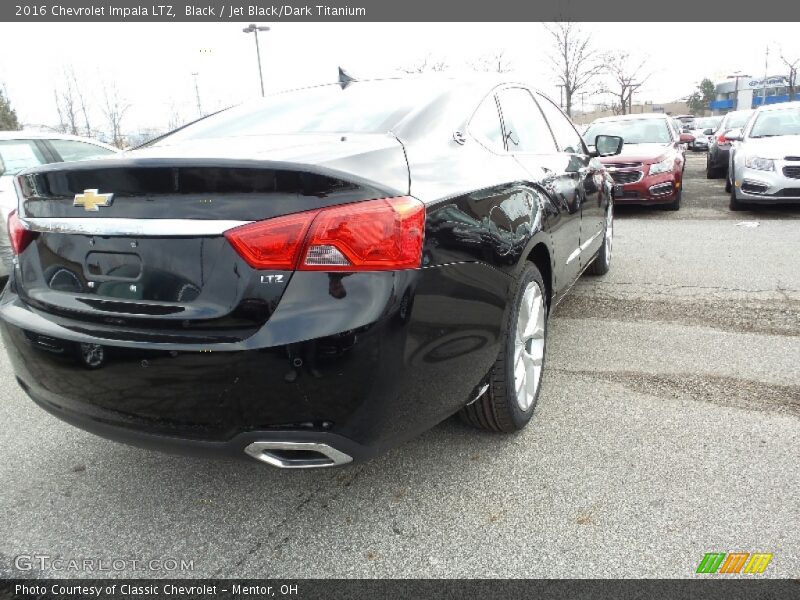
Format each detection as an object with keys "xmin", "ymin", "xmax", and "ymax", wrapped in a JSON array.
[{"xmin": 14, "ymin": 134, "xmax": 409, "ymax": 340}]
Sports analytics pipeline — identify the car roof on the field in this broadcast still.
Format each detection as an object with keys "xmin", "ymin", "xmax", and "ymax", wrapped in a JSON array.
[
  {"xmin": 723, "ymin": 109, "xmax": 754, "ymax": 118},
  {"xmin": 590, "ymin": 113, "xmax": 670, "ymax": 124},
  {"xmin": 755, "ymin": 100, "xmax": 800, "ymax": 113}
]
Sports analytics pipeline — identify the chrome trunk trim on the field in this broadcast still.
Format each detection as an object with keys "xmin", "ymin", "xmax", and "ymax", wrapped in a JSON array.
[{"xmin": 19, "ymin": 217, "xmax": 252, "ymax": 237}]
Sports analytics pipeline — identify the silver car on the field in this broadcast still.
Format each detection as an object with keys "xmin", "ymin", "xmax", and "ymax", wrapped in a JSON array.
[
  {"xmin": 726, "ymin": 101, "xmax": 800, "ymax": 210},
  {"xmin": 0, "ymin": 132, "xmax": 118, "ymax": 279}
]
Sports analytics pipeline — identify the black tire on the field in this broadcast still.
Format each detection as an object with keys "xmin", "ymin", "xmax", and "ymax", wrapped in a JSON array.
[
  {"xmin": 724, "ymin": 177, "xmax": 731, "ymax": 193},
  {"xmin": 663, "ymin": 188, "xmax": 681, "ymax": 211},
  {"xmin": 729, "ymin": 184, "xmax": 746, "ymax": 211},
  {"xmin": 706, "ymin": 162, "xmax": 722, "ymax": 179},
  {"xmin": 460, "ymin": 263, "xmax": 547, "ymax": 433},
  {"xmin": 589, "ymin": 205, "xmax": 613, "ymax": 276}
]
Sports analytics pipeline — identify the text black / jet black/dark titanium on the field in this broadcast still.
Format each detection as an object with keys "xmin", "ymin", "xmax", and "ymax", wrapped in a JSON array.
[{"xmin": 0, "ymin": 79, "xmax": 622, "ymax": 468}]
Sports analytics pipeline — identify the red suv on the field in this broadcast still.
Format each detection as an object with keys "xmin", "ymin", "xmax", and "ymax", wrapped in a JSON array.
[{"xmin": 584, "ymin": 114, "xmax": 694, "ymax": 210}]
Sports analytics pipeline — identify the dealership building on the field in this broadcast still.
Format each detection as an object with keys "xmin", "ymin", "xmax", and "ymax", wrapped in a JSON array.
[{"xmin": 709, "ymin": 75, "xmax": 796, "ymax": 113}]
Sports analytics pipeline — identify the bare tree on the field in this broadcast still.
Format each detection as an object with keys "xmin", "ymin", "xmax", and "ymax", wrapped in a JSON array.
[
  {"xmin": 54, "ymin": 71, "xmax": 80, "ymax": 135},
  {"xmin": 399, "ymin": 53, "xmax": 448, "ymax": 74},
  {"xmin": 72, "ymin": 72, "xmax": 93, "ymax": 137},
  {"xmin": 603, "ymin": 51, "xmax": 650, "ymax": 115},
  {"xmin": 779, "ymin": 49, "xmax": 799, "ymax": 100},
  {"xmin": 470, "ymin": 51, "xmax": 513, "ymax": 74},
  {"xmin": 167, "ymin": 102, "xmax": 184, "ymax": 131},
  {"xmin": 101, "ymin": 83, "xmax": 130, "ymax": 149},
  {"xmin": 543, "ymin": 22, "xmax": 605, "ymax": 117}
]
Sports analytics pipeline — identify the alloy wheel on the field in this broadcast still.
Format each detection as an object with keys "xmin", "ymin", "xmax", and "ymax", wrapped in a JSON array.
[{"xmin": 513, "ymin": 282, "xmax": 546, "ymax": 411}]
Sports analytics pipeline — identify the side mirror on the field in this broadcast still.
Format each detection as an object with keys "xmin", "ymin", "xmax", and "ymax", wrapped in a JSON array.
[
  {"xmin": 593, "ymin": 134, "xmax": 624, "ymax": 157},
  {"xmin": 703, "ymin": 128, "xmax": 714, "ymax": 136},
  {"xmin": 0, "ymin": 154, "xmax": 5, "ymax": 178},
  {"xmin": 725, "ymin": 128, "xmax": 743, "ymax": 142},
  {"xmin": 679, "ymin": 133, "xmax": 695, "ymax": 143}
]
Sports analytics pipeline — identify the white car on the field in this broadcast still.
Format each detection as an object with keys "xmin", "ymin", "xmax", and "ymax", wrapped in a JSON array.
[
  {"xmin": 0, "ymin": 132, "xmax": 118, "ymax": 279},
  {"xmin": 726, "ymin": 101, "xmax": 800, "ymax": 211}
]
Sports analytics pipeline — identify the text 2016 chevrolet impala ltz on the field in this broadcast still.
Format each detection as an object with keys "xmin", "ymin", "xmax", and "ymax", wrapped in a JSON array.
[{"xmin": 0, "ymin": 79, "xmax": 622, "ymax": 468}]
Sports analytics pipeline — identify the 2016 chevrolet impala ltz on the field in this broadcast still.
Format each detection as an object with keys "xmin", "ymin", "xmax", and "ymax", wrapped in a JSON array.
[{"xmin": 0, "ymin": 79, "xmax": 622, "ymax": 468}]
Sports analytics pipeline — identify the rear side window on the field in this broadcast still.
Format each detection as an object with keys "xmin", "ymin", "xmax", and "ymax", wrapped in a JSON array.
[
  {"xmin": 48, "ymin": 139, "xmax": 116, "ymax": 162},
  {"xmin": 469, "ymin": 95, "xmax": 504, "ymax": 152},
  {"xmin": 535, "ymin": 94, "xmax": 586, "ymax": 154},
  {"xmin": 496, "ymin": 88, "xmax": 557, "ymax": 154},
  {"xmin": 0, "ymin": 140, "xmax": 48, "ymax": 176}
]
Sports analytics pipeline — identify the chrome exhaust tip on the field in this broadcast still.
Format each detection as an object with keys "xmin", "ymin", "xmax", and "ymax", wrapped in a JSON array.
[{"xmin": 244, "ymin": 441, "xmax": 353, "ymax": 469}]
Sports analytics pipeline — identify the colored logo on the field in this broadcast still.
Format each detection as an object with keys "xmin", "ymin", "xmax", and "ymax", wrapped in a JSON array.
[
  {"xmin": 696, "ymin": 552, "xmax": 773, "ymax": 574},
  {"xmin": 73, "ymin": 189, "xmax": 114, "ymax": 211}
]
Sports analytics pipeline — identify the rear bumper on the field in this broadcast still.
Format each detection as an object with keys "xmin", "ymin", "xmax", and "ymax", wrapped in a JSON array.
[
  {"xmin": 708, "ymin": 145, "xmax": 730, "ymax": 170},
  {"xmin": 22, "ymin": 381, "xmax": 374, "ymax": 463},
  {"xmin": 0, "ymin": 263, "xmax": 510, "ymax": 463}
]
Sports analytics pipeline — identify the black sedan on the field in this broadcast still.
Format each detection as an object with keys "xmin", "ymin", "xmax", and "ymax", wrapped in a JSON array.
[{"xmin": 1, "ymin": 79, "xmax": 622, "ymax": 468}]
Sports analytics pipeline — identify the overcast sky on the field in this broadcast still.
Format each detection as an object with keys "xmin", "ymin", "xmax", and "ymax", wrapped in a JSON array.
[{"xmin": 1, "ymin": 22, "xmax": 799, "ymax": 135}]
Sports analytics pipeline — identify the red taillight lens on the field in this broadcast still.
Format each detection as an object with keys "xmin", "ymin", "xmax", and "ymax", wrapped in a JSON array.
[
  {"xmin": 717, "ymin": 133, "xmax": 729, "ymax": 144},
  {"xmin": 224, "ymin": 196, "xmax": 425, "ymax": 272},
  {"xmin": 7, "ymin": 210, "xmax": 36, "ymax": 255},
  {"xmin": 224, "ymin": 210, "xmax": 317, "ymax": 270},
  {"xmin": 301, "ymin": 196, "xmax": 425, "ymax": 271}
]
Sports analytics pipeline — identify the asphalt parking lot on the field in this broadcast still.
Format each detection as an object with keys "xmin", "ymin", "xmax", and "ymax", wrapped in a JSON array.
[{"xmin": 1, "ymin": 152, "xmax": 798, "ymax": 579}]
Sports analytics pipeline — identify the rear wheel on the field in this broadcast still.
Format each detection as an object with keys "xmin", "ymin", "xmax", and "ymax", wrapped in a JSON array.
[
  {"xmin": 725, "ymin": 176, "xmax": 732, "ymax": 193},
  {"xmin": 460, "ymin": 264, "xmax": 547, "ymax": 433},
  {"xmin": 589, "ymin": 203, "xmax": 613, "ymax": 276}
]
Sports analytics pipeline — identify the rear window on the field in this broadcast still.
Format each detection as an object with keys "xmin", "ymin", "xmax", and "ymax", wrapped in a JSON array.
[
  {"xmin": 0, "ymin": 140, "xmax": 48, "ymax": 176},
  {"xmin": 158, "ymin": 80, "xmax": 448, "ymax": 143},
  {"xmin": 49, "ymin": 139, "xmax": 116, "ymax": 162},
  {"xmin": 694, "ymin": 117, "xmax": 721, "ymax": 129},
  {"xmin": 584, "ymin": 118, "xmax": 672, "ymax": 145},
  {"xmin": 726, "ymin": 111, "xmax": 754, "ymax": 129}
]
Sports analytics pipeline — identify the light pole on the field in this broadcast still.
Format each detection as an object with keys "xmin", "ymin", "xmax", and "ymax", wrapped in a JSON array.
[
  {"xmin": 242, "ymin": 24, "xmax": 270, "ymax": 97},
  {"xmin": 628, "ymin": 82, "xmax": 642, "ymax": 114},
  {"xmin": 191, "ymin": 72, "xmax": 202, "ymax": 116},
  {"xmin": 727, "ymin": 72, "xmax": 751, "ymax": 111}
]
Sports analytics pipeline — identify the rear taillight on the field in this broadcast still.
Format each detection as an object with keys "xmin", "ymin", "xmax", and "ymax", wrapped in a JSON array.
[
  {"xmin": 301, "ymin": 197, "xmax": 425, "ymax": 271},
  {"xmin": 7, "ymin": 210, "xmax": 37, "ymax": 255},
  {"xmin": 225, "ymin": 196, "xmax": 425, "ymax": 272},
  {"xmin": 717, "ymin": 133, "xmax": 729, "ymax": 144},
  {"xmin": 224, "ymin": 211, "xmax": 316, "ymax": 270}
]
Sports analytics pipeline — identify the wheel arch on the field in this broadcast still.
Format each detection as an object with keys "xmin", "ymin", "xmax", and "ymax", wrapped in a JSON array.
[{"xmin": 525, "ymin": 242, "xmax": 553, "ymax": 309}]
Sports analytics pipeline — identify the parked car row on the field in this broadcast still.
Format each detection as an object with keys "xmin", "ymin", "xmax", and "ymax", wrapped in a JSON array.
[{"xmin": 580, "ymin": 100, "xmax": 799, "ymax": 212}]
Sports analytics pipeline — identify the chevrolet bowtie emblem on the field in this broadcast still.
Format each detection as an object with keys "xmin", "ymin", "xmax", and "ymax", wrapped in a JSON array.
[{"xmin": 73, "ymin": 189, "xmax": 114, "ymax": 211}]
